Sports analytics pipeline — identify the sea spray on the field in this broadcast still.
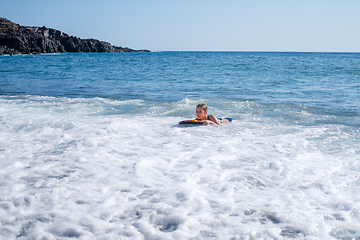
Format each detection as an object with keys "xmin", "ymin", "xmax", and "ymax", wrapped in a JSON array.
[{"xmin": 1, "ymin": 52, "xmax": 360, "ymax": 239}]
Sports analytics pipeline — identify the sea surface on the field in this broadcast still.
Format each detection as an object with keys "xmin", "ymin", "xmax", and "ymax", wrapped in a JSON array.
[{"xmin": 1, "ymin": 51, "xmax": 360, "ymax": 239}]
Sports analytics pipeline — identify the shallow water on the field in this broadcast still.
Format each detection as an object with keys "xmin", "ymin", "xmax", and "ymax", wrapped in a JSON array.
[{"xmin": 1, "ymin": 52, "xmax": 360, "ymax": 239}]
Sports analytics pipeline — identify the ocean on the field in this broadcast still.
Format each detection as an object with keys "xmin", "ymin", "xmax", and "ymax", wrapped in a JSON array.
[{"xmin": 0, "ymin": 51, "xmax": 359, "ymax": 239}]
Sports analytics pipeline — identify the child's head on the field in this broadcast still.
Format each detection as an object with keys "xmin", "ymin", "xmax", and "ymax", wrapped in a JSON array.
[
  {"xmin": 196, "ymin": 103, "xmax": 208, "ymax": 118},
  {"xmin": 196, "ymin": 103, "xmax": 208, "ymax": 113}
]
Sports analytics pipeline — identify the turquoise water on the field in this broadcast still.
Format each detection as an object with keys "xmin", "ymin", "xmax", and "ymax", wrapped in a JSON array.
[{"xmin": 1, "ymin": 52, "xmax": 360, "ymax": 239}]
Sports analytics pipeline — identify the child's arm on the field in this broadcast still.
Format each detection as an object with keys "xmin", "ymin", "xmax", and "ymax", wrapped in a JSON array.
[{"xmin": 207, "ymin": 115, "xmax": 222, "ymax": 125}]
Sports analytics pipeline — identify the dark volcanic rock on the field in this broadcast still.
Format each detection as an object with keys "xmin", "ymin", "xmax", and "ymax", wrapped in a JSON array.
[{"xmin": 0, "ymin": 17, "xmax": 150, "ymax": 55}]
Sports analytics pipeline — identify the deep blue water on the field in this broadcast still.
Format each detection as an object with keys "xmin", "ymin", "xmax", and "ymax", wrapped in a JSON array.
[
  {"xmin": 1, "ymin": 52, "xmax": 359, "ymax": 104},
  {"xmin": 1, "ymin": 51, "xmax": 359, "ymax": 126}
]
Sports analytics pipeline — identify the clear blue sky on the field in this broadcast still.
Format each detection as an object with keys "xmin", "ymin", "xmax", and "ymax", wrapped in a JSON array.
[{"xmin": 2, "ymin": 0, "xmax": 359, "ymax": 52}]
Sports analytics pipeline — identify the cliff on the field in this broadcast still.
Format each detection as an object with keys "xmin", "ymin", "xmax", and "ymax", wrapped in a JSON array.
[{"xmin": 0, "ymin": 17, "xmax": 150, "ymax": 55}]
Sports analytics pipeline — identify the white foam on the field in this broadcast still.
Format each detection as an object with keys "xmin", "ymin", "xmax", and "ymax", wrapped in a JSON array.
[{"xmin": 1, "ymin": 96, "xmax": 360, "ymax": 239}]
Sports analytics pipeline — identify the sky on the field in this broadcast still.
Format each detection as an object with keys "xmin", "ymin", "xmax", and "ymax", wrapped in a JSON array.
[{"xmin": 1, "ymin": 0, "xmax": 360, "ymax": 52}]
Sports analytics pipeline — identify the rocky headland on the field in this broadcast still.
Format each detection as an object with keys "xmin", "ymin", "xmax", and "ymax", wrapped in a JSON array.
[{"xmin": 0, "ymin": 17, "xmax": 149, "ymax": 55}]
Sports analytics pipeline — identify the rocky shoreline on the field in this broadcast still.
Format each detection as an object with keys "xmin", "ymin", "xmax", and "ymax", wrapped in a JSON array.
[{"xmin": 0, "ymin": 17, "xmax": 150, "ymax": 55}]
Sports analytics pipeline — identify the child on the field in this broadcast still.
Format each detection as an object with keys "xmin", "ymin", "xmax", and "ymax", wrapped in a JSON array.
[{"xmin": 195, "ymin": 103, "xmax": 232, "ymax": 125}]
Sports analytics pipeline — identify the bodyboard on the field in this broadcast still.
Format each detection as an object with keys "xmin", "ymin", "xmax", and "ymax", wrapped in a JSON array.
[{"xmin": 179, "ymin": 119, "xmax": 204, "ymax": 125}]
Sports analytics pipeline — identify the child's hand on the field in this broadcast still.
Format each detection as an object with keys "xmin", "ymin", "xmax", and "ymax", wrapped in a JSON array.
[{"xmin": 203, "ymin": 120, "xmax": 216, "ymax": 125}]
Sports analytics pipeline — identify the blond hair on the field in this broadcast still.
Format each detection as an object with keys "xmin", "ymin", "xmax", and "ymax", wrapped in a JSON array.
[{"xmin": 196, "ymin": 103, "xmax": 208, "ymax": 113}]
